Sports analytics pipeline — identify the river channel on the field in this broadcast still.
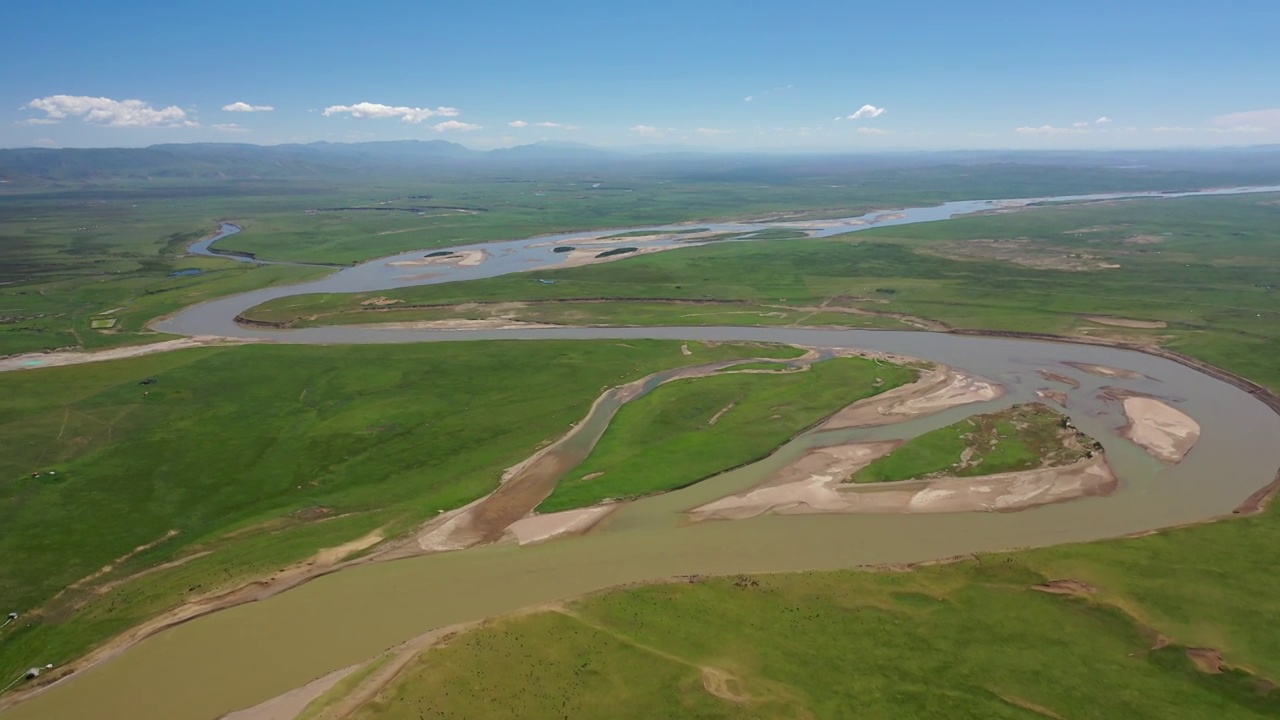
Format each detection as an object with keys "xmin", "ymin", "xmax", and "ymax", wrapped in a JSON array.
[{"xmin": 9, "ymin": 186, "xmax": 1280, "ymax": 720}]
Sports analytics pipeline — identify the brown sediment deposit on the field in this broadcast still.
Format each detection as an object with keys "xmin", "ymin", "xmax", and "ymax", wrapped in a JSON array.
[
  {"xmin": 1186, "ymin": 648, "xmax": 1226, "ymax": 674},
  {"xmin": 871, "ymin": 212, "xmax": 907, "ymax": 222},
  {"xmin": 1063, "ymin": 361, "xmax": 1147, "ymax": 380},
  {"xmin": 504, "ymin": 506, "xmax": 618, "ymax": 546},
  {"xmin": 386, "ymin": 249, "xmax": 489, "ymax": 268},
  {"xmin": 359, "ymin": 296, "xmax": 404, "ymax": 307},
  {"xmin": 1037, "ymin": 389, "xmax": 1069, "ymax": 408},
  {"xmin": 352, "ymin": 318, "xmax": 559, "ymax": 331},
  {"xmin": 0, "ymin": 336, "xmax": 261, "ymax": 372},
  {"xmin": 691, "ymin": 448, "xmax": 1116, "ymax": 520},
  {"xmin": 1037, "ymin": 369, "xmax": 1081, "ymax": 388},
  {"xmin": 822, "ymin": 364, "xmax": 1002, "ymax": 430},
  {"xmin": 1117, "ymin": 396, "xmax": 1200, "ymax": 464},
  {"xmin": 1082, "ymin": 315, "xmax": 1167, "ymax": 329},
  {"xmin": 700, "ymin": 667, "xmax": 750, "ymax": 704},
  {"xmin": 1032, "ymin": 579, "xmax": 1098, "ymax": 597},
  {"xmin": 555, "ymin": 244, "xmax": 679, "ymax": 268}
]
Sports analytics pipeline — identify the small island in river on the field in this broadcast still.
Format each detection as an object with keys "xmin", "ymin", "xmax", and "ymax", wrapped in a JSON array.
[{"xmin": 692, "ymin": 403, "xmax": 1114, "ymax": 519}]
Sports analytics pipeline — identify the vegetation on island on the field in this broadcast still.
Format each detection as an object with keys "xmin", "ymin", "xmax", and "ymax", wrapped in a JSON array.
[
  {"xmin": 538, "ymin": 357, "xmax": 918, "ymax": 512},
  {"xmin": 850, "ymin": 402, "xmax": 1100, "ymax": 484}
]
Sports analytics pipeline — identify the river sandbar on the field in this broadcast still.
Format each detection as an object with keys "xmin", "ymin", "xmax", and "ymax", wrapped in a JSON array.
[
  {"xmin": 691, "ymin": 448, "xmax": 1116, "ymax": 519},
  {"xmin": 1119, "ymin": 396, "xmax": 1200, "ymax": 464},
  {"xmin": 822, "ymin": 364, "xmax": 1002, "ymax": 429}
]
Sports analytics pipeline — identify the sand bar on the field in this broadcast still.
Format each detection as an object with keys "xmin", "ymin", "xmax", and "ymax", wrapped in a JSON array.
[
  {"xmin": 691, "ymin": 448, "xmax": 1116, "ymax": 520},
  {"xmin": 822, "ymin": 364, "xmax": 1002, "ymax": 430},
  {"xmin": 387, "ymin": 249, "xmax": 488, "ymax": 268},
  {"xmin": 1064, "ymin": 361, "xmax": 1146, "ymax": 380},
  {"xmin": 1119, "ymin": 396, "xmax": 1200, "ymax": 464},
  {"xmin": 505, "ymin": 506, "xmax": 618, "ymax": 546},
  {"xmin": 1037, "ymin": 369, "xmax": 1081, "ymax": 388}
]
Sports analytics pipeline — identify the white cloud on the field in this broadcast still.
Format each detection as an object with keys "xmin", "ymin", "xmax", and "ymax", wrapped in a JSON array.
[
  {"xmin": 1153, "ymin": 126, "xmax": 1196, "ymax": 133},
  {"xmin": 212, "ymin": 123, "xmax": 249, "ymax": 132},
  {"xmin": 321, "ymin": 102, "xmax": 460, "ymax": 124},
  {"xmin": 630, "ymin": 125, "xmax": 663, "ymax": 137},
  {"xmin": 695, "ymin": 128, "xmax": 733, "ymax": 136},
  {"xmin": 1096, "ymin": 116, "xmax": 1112, "ymax": 124},
  {"xmin": 431, "ymin": 120, "xmax": 481, "ymax": 132},
  {"xmin": 508, "ymin": 120, "xmax": 529, "ymax": 127},
  {"xmin": 22, "ymin": 95, "xmax": 196, "ymax": 127},
  {"xmin": 857, "ymin": 127, "xmax": 891, "ymax": 135},
  {"xmin": 533, "ymin": 121, "xmax": 577, "ymax": 129},
  {"xmin": 31, "ymin": 137, "xmax": 58, "ymax": 148},
  {"xmin": 1015, "ymin": 125, "xmax": 1088, "ymax": 136},
  {"xmin": 222, "ymin": 102, "xmax": 273, "ymax": 112},
  {"xmin": 1213, "ymin": 108, "xmax": 1280, "ymax": 132},
  {"xmin": 1073, "ymin": 121, "xmax": 1090, "ymax": 128},
  {"xmin": 840, "ymin": 104, "xmax": 886, "ymax": 121},
  {"xmin": 16, "ymin": 118, "xmax": 59, "ymax": 126},
  {"xmin": 745, "ymin": 84, "xmax": 792, "ymax": 103}
]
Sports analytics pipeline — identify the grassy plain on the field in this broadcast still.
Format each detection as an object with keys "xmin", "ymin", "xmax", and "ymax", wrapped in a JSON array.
[
  {"xmin": 0, "ymin": 339, "xmax": 791, "ymax": 684},
  {"xmin": 5, "ymin": 167, "xmax": 1280, "ymax": 713},
  {"xmin": 244, "ymin": 193, "xmax": 1280, "ymax": 390},
  {"xmin": 7, "ymin": 167, "xmax": 1274, "ymax": 356},
  {"xmin": 263, "ymin": 190, "xmax": 1280, "ymax": 719},
  {"xmin": 337, "ymin": 552, "xmax": 1280, "ymax": 720},
  {"xmin": 851, "ymin": 403, "xmax": 1097, "ymax": 484},
  {"xmin": 538, "ymin": 358, "xmax": 917, "ymax": 512}
]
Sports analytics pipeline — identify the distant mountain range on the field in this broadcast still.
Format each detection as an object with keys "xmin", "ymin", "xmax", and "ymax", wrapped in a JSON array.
[{"xmin": 1, "ymin": 140, "xmax": 1279, "ymax": 184}]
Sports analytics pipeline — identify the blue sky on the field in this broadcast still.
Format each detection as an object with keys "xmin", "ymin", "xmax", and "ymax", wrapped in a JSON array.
[{"xmin": 5, "ymin": 0, "xmax": 1279, "ymax": 150}]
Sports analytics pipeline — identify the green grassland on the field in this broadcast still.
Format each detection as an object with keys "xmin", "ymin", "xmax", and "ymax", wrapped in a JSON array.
[
  {"xmin": 251, "ymin": 190, "xmax": 1280, "ymax": 719},
  {"xmin": 852, "ymin": 402, "xmax": 1099, "ymax": 484},
  {"xmin": 242, "ymin": 192, "xmax": 1280, "ymax": 389},
  {"xmin": 0, "ymin": 339, "xmax": 795, "ymax": 684},
  {"xmin": 335, "ymin": 555, "xmax": 1280, "ymax": 720},
  {"xmin": 537, "ymin": 358, "xmax": 918, "ymax": 512},
  {"xmin": 8, "ymin": 166, "xmax": 1274, "ymax": 356},
  {"xmin": 6, "ymin": 168, "xmax": 1280, "ymax": 714}
]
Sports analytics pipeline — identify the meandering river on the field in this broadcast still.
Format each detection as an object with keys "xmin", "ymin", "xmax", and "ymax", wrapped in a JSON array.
[{"xmin": 10, "ymin": 186, "xmax": 1280, "ymax": 720}]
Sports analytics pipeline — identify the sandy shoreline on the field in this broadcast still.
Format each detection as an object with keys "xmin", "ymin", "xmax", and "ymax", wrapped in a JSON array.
[
  {"xmin": 1118, "ymin": 396, "xmax": 1201, "ymax": 464},
  {"xmin": 505, "ymin": 506, "xmax": 618, "ymax": 545},
  {"xmin": 219, "ymin": 665, "xmax": 357, "ymax": 720},
  {"xmin": 822, "ymin": 363, "xmax": 1003, "ymax": 430},
  {"xmin": 0, "ymin": 336, "xmax": 261, "ymax": 373},
  {"xmin": 352, "ymin": 318, "xmax": 560, "ymax": 331},
  {"xmin": 1082, "ymin": 315, "xmax": 1167, "ymax": 329},
  {"xmin": 387, "ymin": 249, "xmax": 489, "ymax": 268},
  {"xmin": 691, "ymin": 447, "xmax": 1117, "ymax": 520}
]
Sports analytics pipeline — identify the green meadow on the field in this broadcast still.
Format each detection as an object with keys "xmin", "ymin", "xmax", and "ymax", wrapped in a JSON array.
[
  {"xmin": 0, "ymin": 339, "xmax": 787, "ymax": 683},
  {"xmin": 538, "ymin": 357, "xmax": 917, "ymax": 512},
  {"xmin": 244, "ymin": 192, "xmax": 1280, "ymax": 390},
  {"xmin": 851, "ymin": 402, "xmax": 1096, "ymax": 484}
]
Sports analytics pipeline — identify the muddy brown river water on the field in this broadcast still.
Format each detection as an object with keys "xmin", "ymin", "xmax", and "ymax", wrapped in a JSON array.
[{"xmin": 9, "ymin": 188, "xmax": 1280, "ymax": 720}]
